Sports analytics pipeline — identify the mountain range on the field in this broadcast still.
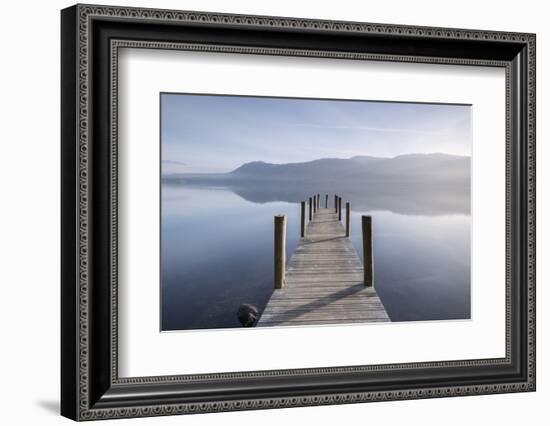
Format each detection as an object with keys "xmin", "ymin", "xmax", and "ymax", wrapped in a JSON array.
[
  {"xmin": 164, "ymin": 153, "xmax": 470, "ymax": 184},
  {"xmin": 162, "ymin": 154, "xmax": 471, "ymax": 215}
]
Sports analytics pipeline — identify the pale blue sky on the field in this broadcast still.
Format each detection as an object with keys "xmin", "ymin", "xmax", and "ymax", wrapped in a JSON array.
[{"xmin": 161, "ymin": 93, "xmax": 471, "ymax": 174}]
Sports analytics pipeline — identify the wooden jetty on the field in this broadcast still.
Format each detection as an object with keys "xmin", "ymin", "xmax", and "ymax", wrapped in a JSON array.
[{"xmin": 257, "ymin": 195, "xmax": 390, "ymax": 327}]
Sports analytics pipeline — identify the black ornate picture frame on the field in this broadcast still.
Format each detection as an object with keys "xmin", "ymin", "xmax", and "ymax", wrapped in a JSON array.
[{"xmin": 61, "ymin": 4, "xmax": 536, "ymax": 421}]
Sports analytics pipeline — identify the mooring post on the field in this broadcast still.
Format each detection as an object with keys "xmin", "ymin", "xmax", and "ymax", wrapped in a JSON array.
[
  {"xmin": 317, "ymin": 194, "xmax": 320, "ymax": 210},
  {"xmin": 346, "ymin": 202, "xmax": 351, "ymax": 237},
  {"xmin": 300, "ymin": 201, "xmax": 306, "ymax": 238},
  {"xmin": 325, "ymin": 194, "xmax": 328, "ymax": 208},
  {"xmin": 309, "ymin": 197, "xmax": 313, "ymax": 221},
  {"xmin": 313, "ymin": 195, "xmax": 317, "ymax": 214},
  {"xmin": 334, "ymin": 194, "xmax": 338, "ymax": 212},
  {"xmin": 362, "ymin": 215, "xmax": 373, "ymax": 287},
  {"xmin": 338, "ymin": 197, "xmax": 342, "ymax": 221},
  {"xmin": 274, "ymin": 215, "xmax": 287, "ymax": 289}
]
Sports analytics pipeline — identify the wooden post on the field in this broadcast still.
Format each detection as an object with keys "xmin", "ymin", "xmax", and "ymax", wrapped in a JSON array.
[
  {"xmin": 338, "ymin": 197, "xmax": 342, "ymax": 221},
  {"xmin": 334, "ymin": 194, "xmax": 338, "ymax": 212},
  {"xmin": 274, "ymin": 215, "xmax": 287, "ymax": 289},
  {"xmin": 300, "ymin": 201, "xmax": 306, "ymax": 238},
  {"xmin": 313, "ymin": 195, "xmax": 317, "ymax": 214},
  {"xmin": 317, "ymin": 194, "xmax": 320, "ymax": 210},
  {"xmin": 345, "ymin": 202, "xmax": 351, "ymax": 237},
  {"xmin": 325, "ymin": 194, "xmax": 328, "ymax": 208},
  {"xmin": 308, "ymin": 197, "xmax": 313, "ymax": 221},
  {"xmin": 362, "ymin": 215, "xmax": 373, "ymax": 287}
]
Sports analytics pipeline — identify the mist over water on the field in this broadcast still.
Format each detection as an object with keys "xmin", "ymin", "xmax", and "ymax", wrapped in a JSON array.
[{"xmin": 161, "ymin": 181, "xmax": 470, "ymax": 331}]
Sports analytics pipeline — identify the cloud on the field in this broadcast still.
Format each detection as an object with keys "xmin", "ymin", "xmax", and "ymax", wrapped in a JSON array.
[
  {"xmin": 162, "ymin": 160, "xmax": 187, "ymax": 166},
  {"xmin": 284, "ymin": 123, "xmax": 453, "ymax": 136}
]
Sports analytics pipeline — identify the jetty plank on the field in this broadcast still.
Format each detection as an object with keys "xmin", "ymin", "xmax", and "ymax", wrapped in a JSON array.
[{"xmin": 257, "ymin": 207, "xmax": 390, "ymax": 327}]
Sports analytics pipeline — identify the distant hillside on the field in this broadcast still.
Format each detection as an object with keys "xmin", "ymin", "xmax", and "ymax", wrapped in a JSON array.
[
  {"xmin": 162, "ymin": 154, "xmax": 471, "ymax": 215},
  {"xmin": 164, "ymin": 154, "xmax": 469, "ymax": 184},
  {"xmin": 227, "ymin": 153, "xmax": 469, "ymax": 182}
]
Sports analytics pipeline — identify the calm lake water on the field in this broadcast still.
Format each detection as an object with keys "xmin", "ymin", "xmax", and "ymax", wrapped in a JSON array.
[{"xmin": 161, "ymin": 184, "xmax": 470, "ymax": 331}]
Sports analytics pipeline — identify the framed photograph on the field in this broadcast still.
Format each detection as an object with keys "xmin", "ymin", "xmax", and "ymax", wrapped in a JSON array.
[{"xmin": 61, "ymin": 4, "xmax": 536, "ymax": 421}]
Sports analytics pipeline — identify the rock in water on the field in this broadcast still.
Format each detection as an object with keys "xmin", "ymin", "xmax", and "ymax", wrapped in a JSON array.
[{"xmin": 237, "ymin": 304, "xmax": 259, "ymax": 327}]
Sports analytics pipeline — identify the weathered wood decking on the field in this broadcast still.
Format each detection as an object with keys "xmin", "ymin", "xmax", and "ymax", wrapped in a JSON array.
[{"xmin": 257, "ymin": 207, "xmax": 390, "ymax": 327}]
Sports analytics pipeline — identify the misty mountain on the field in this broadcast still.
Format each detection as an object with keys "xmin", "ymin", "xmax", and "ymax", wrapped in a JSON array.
[
  {"xmin": 230, "ymin": 154, "xmax": 469, "ymax": 182},
  {"xmin": 162, "ymin": 154, "xmax": 470, "ymax": 216},
  {"xmin": 166, "ymin": 153, "xmax": 469, "ymax": 184}
]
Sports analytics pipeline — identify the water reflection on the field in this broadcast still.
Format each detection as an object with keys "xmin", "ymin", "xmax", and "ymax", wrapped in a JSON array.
[
  {"xmin": 161, "ymin": 183, "xmax": 470, "ymax": 330},
  {"xmin": 165, "ymin": 178, "xmax": 470, "ymax": 216}
]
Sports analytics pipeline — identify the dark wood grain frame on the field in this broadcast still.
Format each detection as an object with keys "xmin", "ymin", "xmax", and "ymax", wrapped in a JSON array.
[{"xmin": 61, "ymin": 4, "xmax": 536, "ymax": 421}]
